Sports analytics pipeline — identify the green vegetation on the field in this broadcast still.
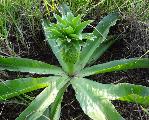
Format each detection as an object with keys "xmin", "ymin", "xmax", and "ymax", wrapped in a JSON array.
[
  {"xmin": 99, "ymin": 0, "xmax": 149, "ymax": 22},
  {"xmin": 59, "ymin": 0, "xmax": 149, "ymax": 22},
  {"xmin": 44, "ymin": 11, "xmax": 95, "ymax": 70},
  {"xmin": 0, "ymin": 0, "xmax": 42, "ymax": 55},
  {"xmin": 0, "ymin": 0, "xmax": 41, "ymax": 38},
  {"xmin": 0, "ymin": 5, "xmax": 149, "ymax": 120},
  {"xmin": 1, "ymin": 0, "xmax": 148, "ymax": 41},
  {"xmin": 0, "ymin": 0, "xmax": 148, "ymax": 56}
]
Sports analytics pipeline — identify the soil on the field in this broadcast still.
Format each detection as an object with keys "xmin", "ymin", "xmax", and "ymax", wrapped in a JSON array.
[{"xmin": 0, "ymin": 16, "xmax": 149, "ymax": 120}]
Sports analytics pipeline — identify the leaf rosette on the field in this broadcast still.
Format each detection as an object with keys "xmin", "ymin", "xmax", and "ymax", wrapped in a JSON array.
[{"xmin": 1, "ymin": 4, "xmax": 149, "ymax": 120}]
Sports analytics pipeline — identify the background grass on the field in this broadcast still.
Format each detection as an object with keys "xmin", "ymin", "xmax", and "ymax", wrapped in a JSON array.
[
  {"xmin": 0, "ymin": 0, "xmax": 148, "ymax": 55},
  {"xmin": 57, "ymin": 0, "xmax": 148, "ymax": 21},
  {"xmin": 0, "ymin": 0, "xmax": 148, "ymax": 39},
  {"xmin": 0, "ymin": 0, "xmax": 42, "ymax": 56}
]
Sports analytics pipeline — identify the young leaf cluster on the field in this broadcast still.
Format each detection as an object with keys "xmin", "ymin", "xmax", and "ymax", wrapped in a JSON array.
[{"xmin": 44, "ymin": 12, "xmax": 95, "ymax": 64}]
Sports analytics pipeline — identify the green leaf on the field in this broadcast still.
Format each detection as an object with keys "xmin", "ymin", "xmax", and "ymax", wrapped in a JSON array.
[
  {"xmin": 0, "ymin": 57, "xmax": 65, "ymax": 75},
  {"xmin": 71, "ymin": 78, "xmax": 124, "ymax": 120},
  {"xmin": 93, "ymin": 13, "xmax": 119, "ymax": 41},
  {"xmin": 49, "ymin": 40, "xmax": 68, "ymax": 67},
  {"xmin": 72, "ymin": 78, "xmax": 149, "ymax": 105},
  {"xmin": 79, "ymin": 58, "xmax": 149, "ymax": 77},
  {"xmin": 87, "ymin": 38, "xmax": 116, "ymax": 65},
  {"xmin": 0, "ymin": 76, "xmax": 63, "ymax": 101},
  {"xmin": 50, "ymin": 81, "xmax": 69, "ymax": 120},
  {"xmin": 63, "ymin": 26, "xmax": 74, "ymax": 34},
  {"xmin": 37, "ymin": 107, "xmax": 50, "ymax": 120},
  {"xmin": 66, "ymin": 12, "xmax": 74, "ymax": 22},
  {"xmin": 75, "ymin": 13, "xmax": 119, "ymax": 72},
  {"xmin": 16, "ymin": 76, "xmax": 69, "ymax": 120},
  {"xmin": 43, "ymin": 21, "xmax": 69, "ymax": 73},
  {"xmin": 54, "ymin": 14, "xmax": 67, "ymax": 25},
  {"xmin": 58, "ymin": 3, "xmax": 72, "ymax": 16},
  {"xmin": 50, "ymin": 28, "xmax": 63, "ymax": 37},
  {"xmin": 75, "ymin": 20, "xmax": 93, "ymax": 34},
  {"xmin": 72, "ymin": 15, "xmax": 82, "ymax": 26}
]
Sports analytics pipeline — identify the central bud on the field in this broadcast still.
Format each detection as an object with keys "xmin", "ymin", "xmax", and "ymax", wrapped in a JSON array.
[{"xmin": 45, "ymin": 12, "xmax": 96, "ymax": 64}]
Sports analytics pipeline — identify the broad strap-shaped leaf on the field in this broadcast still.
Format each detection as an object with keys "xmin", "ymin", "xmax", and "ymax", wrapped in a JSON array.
[
  {"xmin": 0, "ymin": 76, "xmax": 64, "ymax": 101},
  {"xmin": 75, "ymin": 13, "xmax": 119, "ymax": 72},
  {"xmin": 0, "ymin": 56, "xmax": 65, "ymax": 75},
  {"xmin": 50, "ymin": 82, "xmax": 69, "ymax": 120},
  {"xmin": 37, "ymin": 107, "xmax": 50, "ymax": 120},
  {"xmin": 16, "ymin": 76, "xmax": 69, "ymax": 120},
  {"xmin": 79, "ymin": 58, "xmax": 149, "ymax": 77},
  {"xmin": 43, "ymin": 21, "xmax": 69, "ymax": 73},
  {"xmin": 87, "ymin": 38, "xmax": 116, "ymax": 65},
  {"xmin": 71, "ymin": 78, "xmax": 124, "ymax": 120},
  {"xmin": 93, "ymin": 13, "xmax": 119, "ymax": 41},
  {"xmin": 72, "ymin": 78, "xmax": 149, "ymax": 105}
]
